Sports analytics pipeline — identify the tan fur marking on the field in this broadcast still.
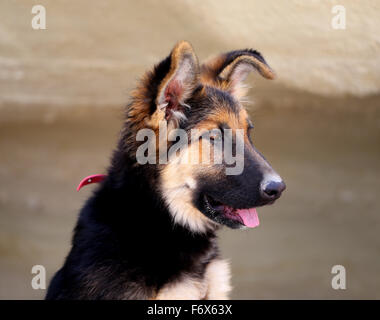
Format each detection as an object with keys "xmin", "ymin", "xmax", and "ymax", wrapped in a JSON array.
[
  {"xmin": 200, "ymin": 55, "xmax": 227, "ymax": 84},
  {"xmin": 155, "ymin": 275, "xmax": 208, "ymax": 300},
  {"xmin": 220, "ymin": 55, "xmax": 275, "ymax": 81},
  {"xmin": 160, "ymin": 144, "xmax": 217, "ymax": 233},
  {"xmin": 196, "ymin": 107, "xmax": 244, "ymax": 132},
  {"xmin": 154, "ymin": 259, "xmax": 231, "ymax": 300},
  {"xmin": 204, "ymin": 259, "xmax": 231, "ymax": 300}
]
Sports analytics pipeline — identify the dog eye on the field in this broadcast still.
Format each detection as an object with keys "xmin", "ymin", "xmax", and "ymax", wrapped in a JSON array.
[
  {"xmin": 203, "ymin": 129, "xmax": 223, "ymax": 142},
  {"xmin": 198, "ymin": 131, "xmax": 221, "ymax": 143},
  {"xmin": 209, "ymin": 132, "xmax": 222, "ymax": 141}
]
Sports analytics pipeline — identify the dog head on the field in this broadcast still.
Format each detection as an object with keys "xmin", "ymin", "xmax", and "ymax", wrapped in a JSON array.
[{"xmin": 127, "ymin": 41, "xmax": 285, "ymax": 233}]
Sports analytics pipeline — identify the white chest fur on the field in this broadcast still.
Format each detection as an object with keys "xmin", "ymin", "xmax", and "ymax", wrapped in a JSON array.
[{"xmin": 155, "ymin": 259, "xmax": 231, "ymax": 300}]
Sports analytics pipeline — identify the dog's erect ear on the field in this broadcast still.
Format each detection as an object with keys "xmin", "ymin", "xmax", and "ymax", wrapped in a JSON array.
[
  {"xmin": 154, "ymin": 41, "xmax": 199, "ymax": 126},
  {"xmin": 201, "ymin": 49, "xmax": 275, "ymax": 100}
]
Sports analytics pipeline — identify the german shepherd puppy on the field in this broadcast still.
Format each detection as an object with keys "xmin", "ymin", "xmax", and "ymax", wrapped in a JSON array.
[{"xmin": 46, "ymin": 41, "xmax": 285, "ymax": 300}]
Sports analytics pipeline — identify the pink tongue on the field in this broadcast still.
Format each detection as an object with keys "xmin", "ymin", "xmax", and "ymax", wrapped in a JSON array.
[{"xmin": 236, "ymin": 208, "xmax": 260, "ymax": 228}]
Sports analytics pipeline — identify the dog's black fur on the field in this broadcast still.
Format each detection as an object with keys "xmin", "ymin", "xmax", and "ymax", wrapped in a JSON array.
[{"xmin": 46, "ymin": 153, "xmax": 219, "ymax": 299}]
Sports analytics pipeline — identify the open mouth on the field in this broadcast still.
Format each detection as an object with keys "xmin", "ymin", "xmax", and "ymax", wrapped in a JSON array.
[{"xmin": 203, "ymin": 194, "xmax": 260, "ymax": 228}]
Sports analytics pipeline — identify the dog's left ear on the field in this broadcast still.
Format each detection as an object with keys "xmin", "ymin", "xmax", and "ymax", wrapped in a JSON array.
[
  {"xmin": 155, "ymin": 41, "xmax": 199, "ymax": 126},
  {"xmin": 201, "ymin": 49, "xmax": 275, "ymax": 100}
]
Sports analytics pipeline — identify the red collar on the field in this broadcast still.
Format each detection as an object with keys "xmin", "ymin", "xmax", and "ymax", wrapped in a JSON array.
[{"xmin": 77, "ymin": 174, "xmax": 107, "ymax": 191}]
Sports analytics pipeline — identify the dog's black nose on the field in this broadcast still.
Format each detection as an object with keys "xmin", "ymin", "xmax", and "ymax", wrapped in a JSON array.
[{"xmin": 261, "ymin": 180, "xmax": 286, "ymax": 201}]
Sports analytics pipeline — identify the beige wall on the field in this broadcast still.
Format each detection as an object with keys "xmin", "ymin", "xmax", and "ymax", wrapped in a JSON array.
[{"xmin": 0, "ymin": 0, "xmax": 379, "ymax": 109}]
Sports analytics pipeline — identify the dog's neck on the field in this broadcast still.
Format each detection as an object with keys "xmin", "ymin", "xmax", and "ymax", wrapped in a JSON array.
[
  {"xmin": 87, "ymin": 146, "xmax": 216, "ymax": 245},
  {"xmin": 71, "ymin": 146, "xmax": 219, "ymax": 293}
]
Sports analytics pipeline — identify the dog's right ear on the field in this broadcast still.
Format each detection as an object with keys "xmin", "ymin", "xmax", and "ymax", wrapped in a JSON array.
[
  {"xmin": 148, "ymin": 41, "xmax": 199, "ymax": 128},
  {"xmin": 201, "ymin": 49, "xmax": 275, "ymax": 100}
]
